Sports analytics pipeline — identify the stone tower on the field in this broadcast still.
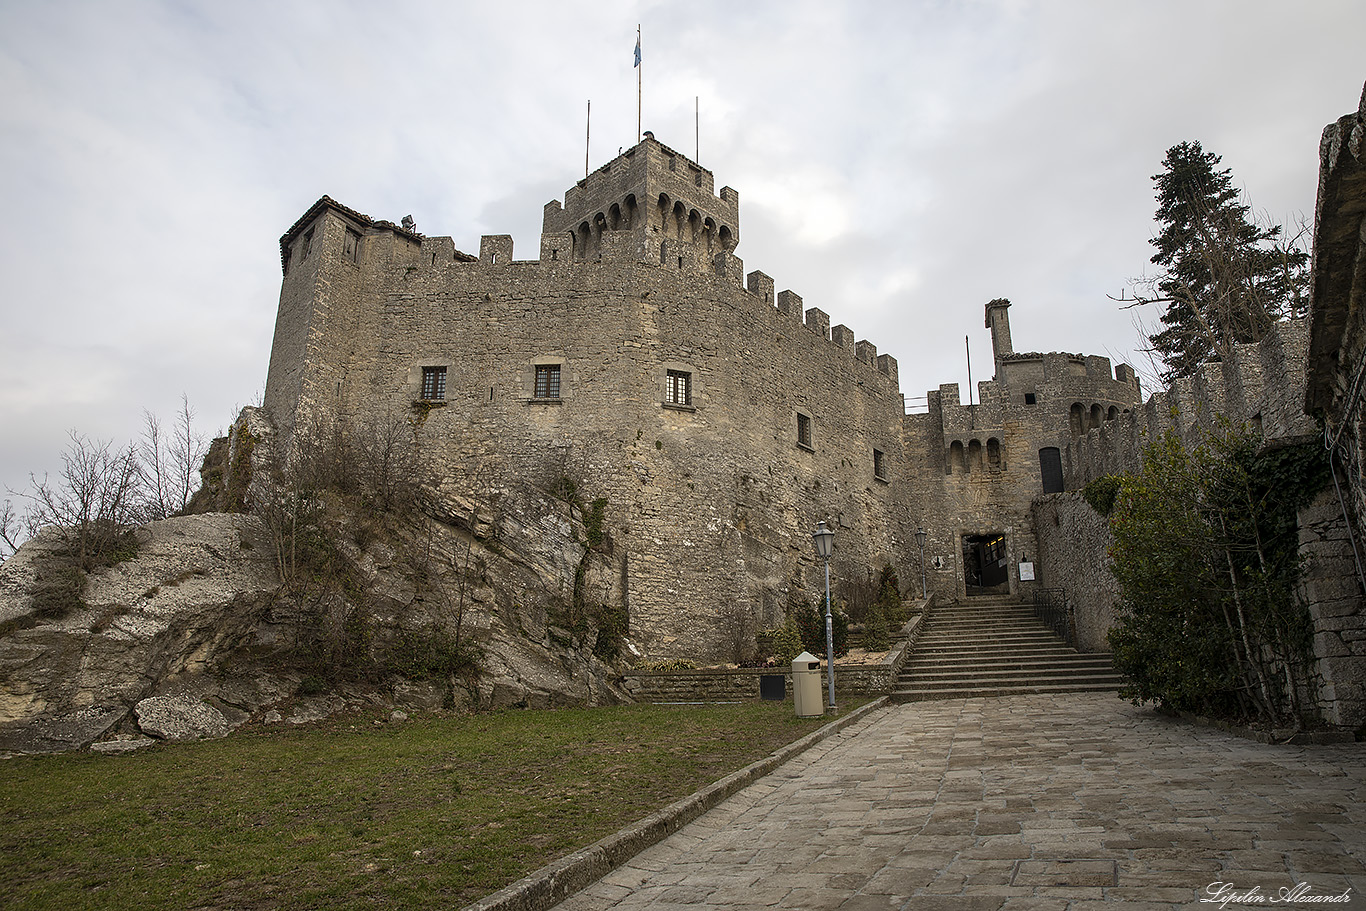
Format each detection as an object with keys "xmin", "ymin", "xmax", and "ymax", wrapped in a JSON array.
[{"xmin": 539, "ymin": 135, "xmax": 740, "ymax": 270}]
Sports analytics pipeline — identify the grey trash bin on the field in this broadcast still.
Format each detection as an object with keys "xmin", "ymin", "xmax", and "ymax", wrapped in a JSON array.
[{"xmin": 792, "ymin": 651, "xmax": 824, "ymax": 717}]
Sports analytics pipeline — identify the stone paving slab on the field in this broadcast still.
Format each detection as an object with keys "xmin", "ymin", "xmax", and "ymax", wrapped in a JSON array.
[{"xmin": 551, "ymin": 694, "xmax": 1365, "ymax": 909}]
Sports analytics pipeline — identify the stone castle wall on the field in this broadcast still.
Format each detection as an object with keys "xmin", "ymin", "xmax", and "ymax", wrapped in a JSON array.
[
  {"xmin": 1030, "ymin": 492, "xmax": 1119, "ymax": 653},
  {"xmin": 1034, "ymin": 316, "xmax": 1365, "ymax": 726},
  {"xmin": 1064, "ymin": 320, "xmax": 1317, "ymax": 488},
  {"xmin": 263, "ymin": 180, "xmax": 911, "ymax": 661},
  {"xmin": 900, "ymin": 300, "xmax": 1141, "ymax": 602}
]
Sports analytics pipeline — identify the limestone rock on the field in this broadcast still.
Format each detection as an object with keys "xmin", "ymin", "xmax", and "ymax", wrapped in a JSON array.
[
  {"xmin": 392, "ymin": 679, "xmax": 445, "ymax": 711},
  {"xmin": 0, "ymin": 513, "xmax": 278, "ymax": 747},
  {"xmin": 0, "ymin": 705, "xmax": 126, "ymax": 756},
  {"xmin": 287, "ymin": 696, "xmax": 347, "ymax": 725},
  {"xmin": 136, "ymin": 695, "xmax": 231, "ymax": 741},
  {"xmin": 91, "ymin": 736, "xmax": 157, "ymax": 754}
]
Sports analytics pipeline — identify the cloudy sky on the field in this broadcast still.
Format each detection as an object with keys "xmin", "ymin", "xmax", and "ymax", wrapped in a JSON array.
[{"xmin": 1, "ymin": 0, "xmax": 1363, "ymax": 519}]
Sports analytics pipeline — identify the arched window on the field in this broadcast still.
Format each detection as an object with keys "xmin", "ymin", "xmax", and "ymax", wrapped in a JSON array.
[
  {"xmin": 949, "ymin": 440, "xmax": 966, "ymax": 475},
  {"xmin": 968, "ymin": 439, "xmax": 984, "ymax": 473},
  {"xmin": 673, "ymin": 201, "xmax": 687, "ymax": 238},
  {"xmin": 987, "ymin": 438, "xmax": 1001, "ymax": 470},
  {"xmin": 1107, "ymin": 406, "xmax": 1118, "ymax": 421},
  {"xmin": 1090, "ymin": 404, "xmax": 1102, "ymax": 430},
  {"xmin": 575, "ymin": 222, "xmax": 591, "ymax": 262}
]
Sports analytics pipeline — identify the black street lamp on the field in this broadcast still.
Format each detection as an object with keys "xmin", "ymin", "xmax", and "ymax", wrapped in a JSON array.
[
  {"xmin": 811, "ymin": 520, "xmax": 836, "ymax": 711},
  {"xmin": 915, "ymin": 527, "xmax": 928, "ymax": 599}
]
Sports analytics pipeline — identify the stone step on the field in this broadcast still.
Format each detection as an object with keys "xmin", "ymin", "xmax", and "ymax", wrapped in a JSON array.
[
  {"xmin": 910, "ymin": 656, "xmax": 1117, "ymax": 672},
  {"xmin": 890, "ymin": 680, "xmax": 1124, "ymax": 703},
  {"xmin": 906, "ymin": 665, "xmax": 1123, "ymax": 683},
  {"xmin": 919, "ymin": 620, "xmax": 1066, "ymax": 633},
  {"xmin": 917, "ymin": 629, "xmax": 1062, "ymax": 643},
  {"xmin": 907, "ymin": 639, "xmax": 1076, "ymax": 652},
  {"xmin": 893, "ymin": 599, "xmax": 1123, "ymax": 702}
]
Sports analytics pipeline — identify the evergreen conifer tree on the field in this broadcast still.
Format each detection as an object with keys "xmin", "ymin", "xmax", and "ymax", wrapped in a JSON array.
[{"xmin": 1140, "ymin": 141, "xmax": 1308, "ymax": 381}]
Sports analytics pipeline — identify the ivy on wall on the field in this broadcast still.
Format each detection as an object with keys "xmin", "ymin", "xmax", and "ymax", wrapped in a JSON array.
[{"xmin": 1103, "ymin": 423, "xmax": 1330, "ymax": 725}]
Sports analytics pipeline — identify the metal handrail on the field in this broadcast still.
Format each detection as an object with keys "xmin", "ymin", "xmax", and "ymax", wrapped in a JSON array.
[{"xmin": 1031, "ymin": 587, "xmax": 1075, "ymax": 647}]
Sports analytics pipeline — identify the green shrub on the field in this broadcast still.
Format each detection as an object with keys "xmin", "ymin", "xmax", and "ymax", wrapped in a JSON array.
[
  {"xmin": 635, "ymin": 657, "xmax": 697, "ymax": 672},
  {"xmin": 862, "ymin": 602, "xmax": 891, "ymax": 651},
  {"xmin": 794, "ymin": 600, "xmax": 848, "ymax": 657},
  {"xmin": 1083, "ymin": 475, "xmax": 1123, "ymax": 516},
  {"xmin": 591, "ymin": 602, "xmax": 628, "ymax": 661},
  {"xmin": 1105, "ymin": 427, "xmax": 1328, "ymax": 725},
  {"xmin": 30, "ymin": 564, "xmax": 86, "ymax": 620},
  {"xmin": 384, "ymin": 629, "xmax": 481, "ymax": 681}
]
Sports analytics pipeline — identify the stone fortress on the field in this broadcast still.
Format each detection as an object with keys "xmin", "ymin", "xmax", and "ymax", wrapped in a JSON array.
[
  {"xmin": 1, "ymin": 94, "xmax": 1359, "ymax": 754},
  {"xmin": 263, "ymin": 133, "xmax": 1157, "ymax": 660}
]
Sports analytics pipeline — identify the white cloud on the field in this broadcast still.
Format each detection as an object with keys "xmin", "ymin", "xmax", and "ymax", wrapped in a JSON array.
[{"xmin": 1, "ymin": 0, "xmax": 1363, "ymax": 506}]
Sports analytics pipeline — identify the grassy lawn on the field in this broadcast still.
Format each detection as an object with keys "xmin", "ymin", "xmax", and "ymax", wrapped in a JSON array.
[{"xmin": 0, "ymin": 701, "xmax": 839, "ymax": 910}]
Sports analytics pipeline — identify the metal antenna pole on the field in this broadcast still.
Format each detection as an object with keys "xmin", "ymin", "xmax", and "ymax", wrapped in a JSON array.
[
  {"xmin": 636, "ymin": 25, "xmax": 642, "ymax": 144},
  {"xmin": 965, "ymin": 335, "xmax": 973, "ymax": 406}
]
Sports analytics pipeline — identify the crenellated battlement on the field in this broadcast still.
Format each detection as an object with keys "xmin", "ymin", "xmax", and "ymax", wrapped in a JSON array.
[
  {"xmin": 541, "ymin": 135, "xmax": 739, "ymax": 270},
  {"xmin": 1063, "ymin": 318, "xmax": 1316, "ymax": 488}
]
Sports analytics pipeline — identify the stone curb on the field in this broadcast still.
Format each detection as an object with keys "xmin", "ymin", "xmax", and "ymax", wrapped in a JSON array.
[{"xmin": 460, "ymin": 697, "xmax": 890, "ymax": 911}]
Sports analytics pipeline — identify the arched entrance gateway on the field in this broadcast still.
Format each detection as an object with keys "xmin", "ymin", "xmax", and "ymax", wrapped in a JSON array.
[{"xmin": 962, "ymin": 532, "xmax": 1009, "ymax": 596}]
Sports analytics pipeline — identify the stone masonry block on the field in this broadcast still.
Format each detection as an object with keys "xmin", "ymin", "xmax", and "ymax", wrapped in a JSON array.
[
  {"xmin": 480, "ymin": 235, "xmax": 513, "ymax": 266},
  {"xmin": 540, "ymin": 232, "xmax": 573, "ymax": 263},
  {"xmin": 878, "ymin": 353, "xmax": 898, "ymax": 384},
  {"xmin": 804, "ymin": 307, "xmax": 830, "ymax": 339},
  {"xmin": 746, "ymin": 270, "xmax": 774, "ymax": 304},
  {"xmin": 776, "ymin": 290, "xmax": 803, "ymax": 319}
]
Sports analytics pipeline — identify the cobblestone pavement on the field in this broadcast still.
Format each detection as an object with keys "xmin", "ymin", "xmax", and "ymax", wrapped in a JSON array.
[{"xmin": 552, "ymin": 694, "xmax": 1365, "ymax": 910}]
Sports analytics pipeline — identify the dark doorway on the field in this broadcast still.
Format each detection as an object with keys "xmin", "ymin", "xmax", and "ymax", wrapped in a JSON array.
[{"xmin": 963, "ymin": 533, "xmax": 1009, "ymax": 596}]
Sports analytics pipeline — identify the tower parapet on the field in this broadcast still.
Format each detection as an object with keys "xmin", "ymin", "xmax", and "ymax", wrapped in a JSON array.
[{"xmin": 541, "ymin": 135, "xmax": 739, "ymax": 268}]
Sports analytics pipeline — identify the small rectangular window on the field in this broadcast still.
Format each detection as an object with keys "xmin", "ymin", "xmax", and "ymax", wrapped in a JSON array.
[
  {"xmin": 534, "ymin": 364, "xmax": 561, "ymax": 399},
  {"xmin": 874, "ymin": 448, "xmax": 887, "ymax": 480},
  {"xmin": 301, "ymin": 228, "xmax": 314, "ymax": 261},
  {"xmin": 1024, "ymin": 392, "xmax": 1037, "ymax": 405},
  {"xmin": 420, "ymin": 366, "xmax": 446, "ymax": 400},
  {"xmin": 797, "ymin": 413, "xmax": 812, "ymax": 449},
  {"xmin": 666, "ymin": 370, "xmax": 691, "ymax": 406},
  {"xmin": 344, "ymin": 228, "xmax": 361, "ymax": 262}
]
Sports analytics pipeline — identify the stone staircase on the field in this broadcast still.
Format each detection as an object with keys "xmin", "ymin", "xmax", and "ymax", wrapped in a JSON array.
[{"xmin": 891, "ymin": 597, "xmax": 1124, "ymax": 702}]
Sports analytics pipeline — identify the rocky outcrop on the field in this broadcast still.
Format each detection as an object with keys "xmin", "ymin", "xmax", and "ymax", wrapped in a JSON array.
[
  {"xmin": 0, "ymin": 513, "xmax": 280, "ymax": 754},
  {"xmin": 0, "ymin": 462, "xmax": 636, "ymax": 753},
  {"xmin": 135, "ymin": 694, "xmax": 232, "ymax": 741}
]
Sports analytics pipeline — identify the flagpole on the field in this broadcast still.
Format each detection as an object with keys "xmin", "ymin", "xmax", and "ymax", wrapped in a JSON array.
[
  {"xmin": 636, "ymin": 24, "xmax": 642, "ymax": 144},
  {"xmin": 585, "ymin": 100, "xmax": 590, "ymax": 177}
]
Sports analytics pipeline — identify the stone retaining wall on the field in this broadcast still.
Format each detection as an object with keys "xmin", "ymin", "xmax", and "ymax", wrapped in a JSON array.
[
  {"xmin": 621, "ymin": 612, "xmax": 927, "ymax": 702},
  {"xmin": 1030, "ymin": 492, "xmax": 1119, "ymax": 653}
]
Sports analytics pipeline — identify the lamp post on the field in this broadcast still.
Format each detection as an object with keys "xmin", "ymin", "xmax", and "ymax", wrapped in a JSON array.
[
  {"xmin": 811, "ymin": 520, "xmax": 836, "ymax": 711},
  {"xmin": 915, "ymin": 527, "xmax": 928, "ymax": 599}
]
